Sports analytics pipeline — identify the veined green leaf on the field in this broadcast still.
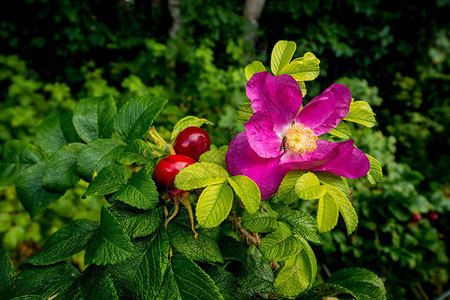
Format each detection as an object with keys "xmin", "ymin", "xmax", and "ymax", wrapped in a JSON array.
[
  {"xmin": 367, "ymin": 154, "xmax": 383, "ymax": 184},
  {"xmin": 85, "ymin": 207, "xmax": 133, "ymax": 265},
  {"xmin": 236, "ymin": 102, "xmax": 254, "ymax": 123},
  {"xmin": 280, "ymin": 52, "xmax": 320, "ymax": 81},
  {"xmin": 196, "ymin": 183, "xmax": 233, "ymax": 228},
  {"xmin": 227, "ymin": 175, "xmax": 261, "ymax": 214},
  {"xmin": 36, "ymin": 113, "xmax": 81, "ymax": 154},
  {"xmin": 237, "ymin": 252, "xmax": 274, "ymax": 297},
  {"xmin": 317, "ymin": 193, "xmax": 339, "ymax": 233},
  {"xmin": 244, "ymin": 61, "xmax": 266, "ymax": 81},
  {"xmin": 344, "ymin": 101, "xmax": 376, "ymax": 127},
  {"xmin": 260, "ymin": 222, "xmax": 303, "ymax": 261},
  {"xmin": 199, "ymin": 149, "xmax": 227, "ymax": 169},
  {"xmin": 315, "ymin": 171, "xmax": 350, "ymax": 197},
  {"xmin": 271, "ymin": 40, "xmax": 297, "ymax": 76},
  {"xmin": 174, "ymin": 162, "xmax": 229, "ymax": 190},
  {"xmin": 295, "ymin": 173, "xmax": 327, "ymax": 200},
  {"xmin": 117, "ymin": 139, "xmax": 153, "ymax": 166},
  {"xmin": 329, "ymin": 121, "xmax": 352, "ymax": 139},
  {"xmin": 72, "ymin": 94, "xmax": 117, "ymax": 143},
  {"xmin": 84, "ymin": 165, "xmax": 128, "ymax": 197},
  {"xmin": 241, "ymin": 203, "xmax": 278, "ymax": 233},
  {"xmin": 326, "ymin": 186, "xmax": 358, "ymax": 235},
  {"xmin": 205, "ymin": 266, "xmax": 238, "ymax": 300},
  {"xmin": 170, "ymin": 115, "xmax": 214, "ymax": 143},
  {"xmin": 80, "ymin": 266, "xmax": 118, "ymax": 300},
  {"xmin": 114, "ymin": 95, "xmax": 167, "ymax": 143},
  {"xmin": 298, "ymin": 81, "xmax": 307, "ymax": 97},
  {"xmin": 0, "ymin": 247, "xmax": 15, "ymax": 289},
  {"xmin": 277, "ymin": 170, "xmax": 307, "ymax": 205}
]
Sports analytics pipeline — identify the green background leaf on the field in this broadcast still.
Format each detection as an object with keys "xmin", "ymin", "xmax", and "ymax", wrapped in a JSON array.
[{"xmin": 36, "ymin": 113, "xmax": 81, "ymax": 154}]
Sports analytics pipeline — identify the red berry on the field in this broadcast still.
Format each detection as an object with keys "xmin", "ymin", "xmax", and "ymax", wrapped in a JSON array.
[
  {"xmin": 154, "ymin": 155, "xmax": 196, "ymax": 189},
  {"xmin": 427, "ymin": 211, "xmax": 439, "ymax": 222},
  {"xmin": 411, "ymin": 213, "xmax": 422, "ymax": 222},
  {"xmin": 173, "ymin": 126, "xmax": 211, "ymax": 161}
]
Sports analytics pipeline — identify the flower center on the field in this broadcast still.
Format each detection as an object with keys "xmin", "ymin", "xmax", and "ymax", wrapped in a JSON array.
[{"xmin": 284, "ymin": 123, "xmax": 318, "ymax": 154}]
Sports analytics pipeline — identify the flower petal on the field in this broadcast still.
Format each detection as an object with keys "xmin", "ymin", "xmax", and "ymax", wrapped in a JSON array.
[
  {"xmin": 245, "ymin": 112, "xmax": 284, "ymax": 158},
  {"xmin": 280, "ymin": 139, "xmax": 370, "ymax": 178},
  {"xmin": 296, "ymin": 84, "xmax": 352, "ymax": 136},
  {"xmin": 225, "ymin": 132, "xmax": 289, "ymax": 199},
  {"xmin": 246, "ymin": 72, "xmax": 302, "ymax": 130}
]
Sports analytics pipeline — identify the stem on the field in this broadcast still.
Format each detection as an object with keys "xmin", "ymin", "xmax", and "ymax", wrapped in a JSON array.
[
  {"xmin": 179, "ymin": 194, "xmax": 198, "ymax": 240},
  {"xmin": 149, "ymin": 126, "xmax": 176, "ymax": 155},
  {"xmin": 230, "ymin": 210, "xmax": 261, "ymax": 247},
  {"xmin": 164, "ymin": 197, "xmax": 180, "ymax": 230}
]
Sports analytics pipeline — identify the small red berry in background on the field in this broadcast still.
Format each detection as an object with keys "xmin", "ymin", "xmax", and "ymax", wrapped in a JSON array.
[
  {"xmin": 427, "ymin": 211, "xmax": 439, "ymax": 222},
  {"xmin": 410, "ymin": 213, "xmax": 422, "ymax": 223},
  {"xmin": 173, "ymin": 126, "xmax": 211, "ymax": 161},
  {"xmin": 154, "ymin": 154, "xmax": 196, "ymax": 189}
]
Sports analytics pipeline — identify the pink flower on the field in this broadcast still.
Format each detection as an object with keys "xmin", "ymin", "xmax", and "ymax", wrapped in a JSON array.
[{"xmin": 226, "ymin": 72, "xmax": 370, "ymax": 199}]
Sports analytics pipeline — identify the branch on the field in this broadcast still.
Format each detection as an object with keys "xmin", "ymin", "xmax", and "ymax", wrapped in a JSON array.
[{"xmin": 230, "ymin": 211, "xmax": 261, "ymax": 247}]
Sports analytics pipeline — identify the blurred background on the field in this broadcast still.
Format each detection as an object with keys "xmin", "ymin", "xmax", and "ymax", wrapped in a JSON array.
[{"xmin": 0, "ymin": 0, "xmax": 449, "ymax": 299}]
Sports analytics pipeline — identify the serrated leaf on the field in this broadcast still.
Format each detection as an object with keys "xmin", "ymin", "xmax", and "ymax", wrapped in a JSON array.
[
  {"xmin": 76, "ymin": 139, "xmax": 125, "ymax": 182},
  {"xmin": 196, "ymin": 183, "xmax": 233, "ymax": 228},
  {"xmin": 0, "ymin": 247, "xmax": 15, "ymax": 289},
  {"xmin": 326, "ymin": 187, "xmax": 358, "ymax": 235},
  {"xmin": 81, "ymin": 265, "xmax": 118, "ymax": 300},
  {"xmin": 218, "ymin": 236, "xmax": 247, "ymax": 262},
  {"xmin": 280, "ymin": 52, "xmax": 320, "ymax": 81},
  {"xmin": 298, "ymin": 81, "xmax": 307, "ymax": 97},
  {"xmin": 84, "ymin": 165, "xmax": 128, "ymax": 197},
  {"xmin": 367, "ymin": 154, "xmax": 383, "ymax": 184},
  {"xmin": 85, "ymin": 207, "xmax": 133, "ymax": 265},
  {"xmin": 117, "ymin": 139, "xmax": 153, "ymax": 165},
  {"xmin": 110, "ymin": 203, "xmax": 164, "ymax": 239},
  {"xmin": 244, "ymin": 61, "xmax": 266, "ymax": 81},
  {"xmin": 260, "ymin": 222, "xmax": 303, "ymax": 261},
  {"xmin": 156, "ymin": 255, "xmax": 224, "ymax": 300},
  {"xmin": 329, "ymin": 121, "xmax": 352, "ymax": 139},
  {"xmin": 110, "ymin": 167, "xmax": 159, "ymax": 210},
  {"xmin": 271, "ymin": 204, "xmax": 321, "ymax": 244},
  {"xmin": 0, "ymin": 140, "xmax": 44, "ymax": 186},
  {"xmin": 199, "ymin": 149, "xmax": 227, "ymax": 169},
  {"xmin": 271, "ymin": 40, "xmax": 297, "ymax": 76},
  {"xmin": 317, "ymin": 193, "xmax": 339, "ymax": 233},
  {"xmin": 236, "ymin": 102, "xmax": 254, "ymax": 123},
  {"xmin": 237, "ymin": 252, "xmax": 274, "ymax": 298},
  {"xmin": 25, "ymin": 219, "xmax": 99, "ymax": 265},
  {"xmin": 344, "ymin": 101, "xmax": 376, "ymax": 127},
  {"xmin": 168, "ymin": 209, "xmax": 223, "ymax": 263},
  {"xmin": 277, "ymin": 170, "xmax": 307, "ymax": 205},
  {"xmin": 15, "ymin": 162, "xmax": 64, "ymax": 218},
  {"xmin": 72, "ymin": 94, "xmax": 117, "ymax": 142},
  {"xmin": 205, "ymin": 266, "xmax": 238, "ymax": 300},
  {"xmin": 295, "ymin": 173, "xmax": 327, "ymax": 200},
  {"xmin": 174, "ymin": 162, "xmax": 229, "ymax": 190},
  {"xmin": 227, "ymin": 175, "xmax": 261, "ymax": 214},
  {"xmin": 170, "ymin": 115, "xmax": 214, "ymax": 143},
  {"xmin": 36, "ymin": 113, "xmax": 81, "ymax": 154},
  {"xmin": 42, "ymin": 143, "xmax": 84, "ymax": 192},
  {"xmin": 315, "ymin": 171, "xmax": 350, "ymax": 197},
  {"xmin": 241, "ymin": 203, "xmax": 278, "ymax": 233}
]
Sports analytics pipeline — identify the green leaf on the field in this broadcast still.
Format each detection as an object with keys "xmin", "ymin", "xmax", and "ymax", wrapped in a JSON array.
[
  {"xmin": 174, "ymin": 162, "xmax": 229, "ymax": 190},
  {"xmin": 110, "ymin": 203, "xmax": 164, "ymax": 239},
  {"xmin": 0, "ymin": 140, "xmax": 44, "ymax": 186},
  {"xmin": 85, "ymin": 207, "xmax": 133, "ymax": 265},
  {"xmin": 114, "ymin": 96, "xmax": 168, "ymax": 143},
  {"xmin": 241, "ymin": 204, "xmax": 278, "ymax": 233},
  {"xmin": 10, "ymin": 296, "xmax": 45, "ymax": 300},
  {"xmin": 81, "ymin": 266, "xmax": 118, "ymax": 300},
  {"xmin": 218, "ymin": 236, "xmax": 247, "ymax": 262},
  {"xmin": 271, "ymin": 204, "xmax": 321, "ymax": 244},
  {"xmin": 329, "ymin": 121, "xmax": 352, "ymax": 139},
  {"xmin": 244, "ymin": 61, "xmax": 266, "ymax": 81},
  {"xmin": 117, "ymin": 139, "xmax": 153, "ymax": 165},
  {"xmin": 170, "ymin": 115, "xmax": 214, "ymax": 143},
  {"xmin": 298, "ymin": 81, "xmax": 308, "ymax": 97},
  {"xmin": 0, "ymin": 247, "xmax": 15, "ymax": 289},
  {"xmin": 236, "ymin": 102, "xmax": 254, "ymax": 123},
  {"xmin": 4, "ymin": 262, "xmax": 80, "ymax": 299},
  {"xmin": 110, "ymin": 166, "xmax": 159, "ymax": 210},
  {"xmin": 295, "ymin": 173, "xmax": 327, "ymax": 200},
  {"xmin": 280, "ymin": 52, "xmax": 320, "ymax": 81},
  {"xmin": 344, "ymin": 101, "xmax": 376, "ymax": 127},
  {"xmin": 317, "ymin": 193, "xmax": 339, "ymax": 233},
  {"xmin": 326, "ymin": 186, "xmax": 358, "ymax": 234},
  {"xmin": 260, "ymin": 222, "xmax": 303, "ymax": 261},
  {"xmin": 367, "ymin": 154, "xmax": 383, "ymax": 184},
  {"xmin": 277, "ymin": 170, "xmax": 307, "ymax": 205},
  {"xmin": 42, "ymin": 143, "xmax": 84, "ymax": 192},
  {"xmin": 72, "ymin": 94, "xmax": 117, "ymax": 143},
  {"xmin": 156, "ymin": 255, "xmax": 224, "ymax": 300},
  {"xmin": 315, "ymin": 171, "xmax": 350, "ymax": 197},
  {"xmin": 168, "ymin": 210, "xmax": 223, "ymax": 263},
  {"xmin": 196, "ymin": 183, "xmax": 233, "ymax": 228},
  {"xmin": 36, "ymin": 113, "xmax": 81, "ymax": 154},
  {"xmin": 84, "ymin": 165, "xmax": 128, "ymax": 197},
  {"xmin": 227, "ymin": 175, "xmax": 261, "ymax": 214},
  {"xmin": 76, "ymin": 139, "xmax": 125, "ymax": 182},
  {"xmin": 199, "ymin": 149, "xmax": 227, "ymax": 169},
  {"xmin": 15, "ymin": 162, "xmax": 64, "ymax": 218},
  {"xmin": 271, "ymin": 40, "xmax": 297, "ymax": 76},
  {"xmin": 205, "ymin": 266, "xmax": 237, "ymax": 300},
  {"xmin": 24, "ymin": 219, "xmax": 100, "ymax": 265},
  {"xmin": 237, "ymin": 252, "xmax": 274, "ymax": 298}
]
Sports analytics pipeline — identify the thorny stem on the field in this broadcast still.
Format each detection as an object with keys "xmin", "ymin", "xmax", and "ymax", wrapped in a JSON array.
[{"xmin": 230, "ymin": 209, "xmax": 261, "ymax": 247}]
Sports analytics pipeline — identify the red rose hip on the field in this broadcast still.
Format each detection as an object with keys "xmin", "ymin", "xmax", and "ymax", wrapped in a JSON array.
[
  {"xmin": 173, "ymin": 126, "xmax": 211, "ymax": 161},
  {"xmin": 411, "ymin": 213, "xmax": 422, "ymax": 222},
  {"xmin": 154, "ymin": 154, "xmax": 196, "ymax": 189}
]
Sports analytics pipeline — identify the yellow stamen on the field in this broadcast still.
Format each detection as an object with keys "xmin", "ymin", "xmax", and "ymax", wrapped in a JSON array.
[{"xmin": 285, "ymin": 123, "xmax": 318, "ymax": 154}]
